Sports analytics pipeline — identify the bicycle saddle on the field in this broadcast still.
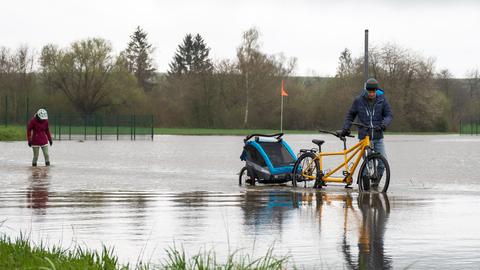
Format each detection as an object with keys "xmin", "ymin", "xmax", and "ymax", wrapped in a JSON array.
[{"xmin": 312, "ymin": 139, "xmax": 325, "ymax": 146}]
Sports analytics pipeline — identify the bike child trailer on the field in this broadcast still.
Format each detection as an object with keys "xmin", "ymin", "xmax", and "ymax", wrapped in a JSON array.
[{"xmin": 239, "ymin": 133, "xmax": 297, "ymax": 186}]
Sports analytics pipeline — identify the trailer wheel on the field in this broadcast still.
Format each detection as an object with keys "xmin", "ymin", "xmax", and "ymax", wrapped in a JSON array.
[{"xmin": 239, "ymin": 167, "xmax": 255, "ymax": 186}]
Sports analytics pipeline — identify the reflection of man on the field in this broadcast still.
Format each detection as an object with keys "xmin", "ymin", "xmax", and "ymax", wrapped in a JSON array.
[{"xmin": 357, "ymin": 192, "xmax": 392, "ymax": 269}]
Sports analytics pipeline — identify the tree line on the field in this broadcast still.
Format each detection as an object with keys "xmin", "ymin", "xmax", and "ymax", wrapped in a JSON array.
[{"xmin": 0, "ymin": 26, "xmax": 479, "ymax": 131}]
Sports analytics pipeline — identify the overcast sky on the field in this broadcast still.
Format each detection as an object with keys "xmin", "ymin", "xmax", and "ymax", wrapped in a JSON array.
[{"xmin": 2, "ymin": 0, "xmax": 479, "ymax": 77}]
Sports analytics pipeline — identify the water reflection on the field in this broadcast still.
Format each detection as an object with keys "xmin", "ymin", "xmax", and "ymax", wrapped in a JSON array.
[
  {"xmin": 27, "ymin": 167, "xmax": 50, "ymax": 215},
  {"xmin": 343, "ymin": 192, "xmax": 392, "ymax": 270},
  {"xmin": 240, "ymin": 189, "xmax": 391, "ymax": 268},
  {"xmin": 242, "ymin": 189, "xmax": 297, "ymax": 233},
  {"xmin": 171, "ymin": 191, "xmax": 209, "ymax": 235}
]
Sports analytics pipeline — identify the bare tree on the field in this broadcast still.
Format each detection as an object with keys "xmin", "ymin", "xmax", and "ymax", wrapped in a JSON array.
[
  {"xmin": 466, "ymin": 68, "xmax": 480, "ymax": 98},
  {"xmin": 0, "ymin": 45, "xmax": 35, "ymax": 122},
  {"xmin": 336, "ymin": 48, "xmax": 355, "ymax": 78},
  {"xmin": 237, "ymin": 28, "xmax": 262, "ymax": 127},
  {"xmin": 40, "ymin": 38, "xmax": 116, "ymax": 116}
]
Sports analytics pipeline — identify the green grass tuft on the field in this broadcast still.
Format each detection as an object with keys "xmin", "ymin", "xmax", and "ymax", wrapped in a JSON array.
[
  {"xmin": 0, "ymin": 126, "xmax": 25, "ymax": 141},
  {"xmin": 0, "ymin": 234, "xmax": 127, "ymax": 270},
  {"xmin": 161, "ymin": 244, "xmax": 290, "ymax": 270},
  {"xmin": 0, "ymin": 234, "xmax": 291, "ymax": 269}
]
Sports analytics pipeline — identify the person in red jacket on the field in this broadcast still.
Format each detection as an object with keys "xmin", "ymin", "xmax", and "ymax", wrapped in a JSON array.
[{"xmin": 27, "ymin": 109, "xmax": 52, "ymax": 166}]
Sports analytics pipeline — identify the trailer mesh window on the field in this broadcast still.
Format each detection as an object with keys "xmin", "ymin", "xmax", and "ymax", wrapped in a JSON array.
[{"xmin": 259, "ymin": 142, "xmax": 294, "ymax": 167}]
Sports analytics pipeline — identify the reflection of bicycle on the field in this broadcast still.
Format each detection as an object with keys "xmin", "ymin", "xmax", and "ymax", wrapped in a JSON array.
[
  {"xmin": 343, "ymin": 192, "xmax": 392, "ymax": 270},
  {"xmin": 293, "ymin": 122, "xmax": 390, "ymax": 192}
]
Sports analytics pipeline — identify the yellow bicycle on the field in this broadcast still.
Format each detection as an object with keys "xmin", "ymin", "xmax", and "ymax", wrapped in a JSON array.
[{"xmin": 292, "ymin": 122, "xmax": 390, "ymax": 192}]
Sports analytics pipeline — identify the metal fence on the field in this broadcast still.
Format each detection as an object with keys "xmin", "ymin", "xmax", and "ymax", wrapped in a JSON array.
[
  {"xmin": 459, "ymin": 119, "xmax": 479, "ymax": 135},
  {"xmin": 1, "ymin": 95, "xmax": 154, "ymax": 140},
  {"xmin": 50, "ymin": 114, "xmax": 154, "ymax": 141},
  {"xmin": 1, "ymin": 95, "xmax": 31, "ymax": 127}
]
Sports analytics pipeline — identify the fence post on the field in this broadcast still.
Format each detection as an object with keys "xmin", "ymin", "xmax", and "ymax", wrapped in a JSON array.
[
  {"xmin": 58, "ymin": 114, "xmax": 62, "ymax": 141},
  {"xmin": 4, "ymin": 96, "xmax": 8, "ymax": 127},
  {"xmin": 133, "ymin": 114, "xmax": 136, "ymax": 141},
  {"xmin": 151, "ymin": 114, "xmax": 154, "ymax": 141},
  {"xmin": 116, "ymin": 115, "xmax": 119, "ymax": 141},
  {"xmin": 471, "ymin": 118, "xmax": 474, "ymax": 136},
  {"xmin": 95, "ymin": 115, "xmax": 98, "ymax": 141},
  {"xmin": 130, "ymin": 115, "xmax": 133, "ymax": 140},
  {"xmin": 100, "ymin": 115, "xmax": 103, "ymax": 140},
  {"xmin": 459, "ymin": 120, "xmax": 462, "ymax": 135},
  {"xmin": 84, "ymin": 116, "xmax": 87, "ymax": 140},
  {"xmin": 53, "ymin": 114, "xmax": 57, "ymax": 139},
  {"xmin": 25, "ymin": 96, "xmax": 29, "ymax": 125},
  {"xmin": 69, "ymin": 115, "xmax": 71, "ymax": 140}
]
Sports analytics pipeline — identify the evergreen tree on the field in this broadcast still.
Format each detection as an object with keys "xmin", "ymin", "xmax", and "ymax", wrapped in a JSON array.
[
  {"xmin": 125, "ymin": 26, "xmax": 156, "ymax": 91},
  {"xmin": 192, "ymin": 34, "xmax": 213, "ymax": 73},
  {"xmin": 168, "ymin": 33, "xmax": 212, "ymax": 75}
]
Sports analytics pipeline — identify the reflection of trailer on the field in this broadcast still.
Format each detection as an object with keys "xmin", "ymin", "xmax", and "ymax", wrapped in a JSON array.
[{"xmin": 239, "ymin": 133, "xmax": 297, "ymax": 186}]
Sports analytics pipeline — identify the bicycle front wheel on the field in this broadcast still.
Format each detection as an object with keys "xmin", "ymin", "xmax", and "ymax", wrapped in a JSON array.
[
  {"xmin": 292, "ymin": 152, "xmax": 320, "ymax": 187},
  {"xmin": 358, "ymin": 154, "xmax": 390, "ymax": 193}
]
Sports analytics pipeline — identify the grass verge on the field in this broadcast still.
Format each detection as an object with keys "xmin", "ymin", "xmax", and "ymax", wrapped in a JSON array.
[
  {"xmin": 0, "ymin": 126, "xmax": 25, "ymax": 141},
  {"xmin": 0, "ymin": 234, "xmax": 126, "ymax": 270},
  {"xmin": 0, "ymin": 234, "xmax": 290, "ymax": 269}
]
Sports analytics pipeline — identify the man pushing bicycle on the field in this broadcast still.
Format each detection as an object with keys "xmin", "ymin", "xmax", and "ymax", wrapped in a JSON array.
[
  {"xmin": 341, "ymin": 78, "xmax": 393, "ymax": 156},
  {"xmin": 292, "ymin": 78, "xmax": 393, "ymax": 191},
  {"xmin": 341, "ymin": 78, "xmax": 393, "ymax": 186}
]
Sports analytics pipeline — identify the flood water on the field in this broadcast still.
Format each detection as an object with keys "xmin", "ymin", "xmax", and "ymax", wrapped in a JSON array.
[{"xmin": 1, "ymin": 134, "xmax": 480, "ymax": 268}]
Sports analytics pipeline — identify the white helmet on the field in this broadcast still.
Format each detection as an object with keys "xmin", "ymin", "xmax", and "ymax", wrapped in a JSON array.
[{"xmin": 36, "ymin": 109, "xmax": 48, "ymax": 120}]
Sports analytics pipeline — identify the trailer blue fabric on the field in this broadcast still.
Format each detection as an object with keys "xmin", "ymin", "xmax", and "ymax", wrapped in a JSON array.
[{"xmin": 245, "ymin": 140, "xmax": 296, "ymax": 175}]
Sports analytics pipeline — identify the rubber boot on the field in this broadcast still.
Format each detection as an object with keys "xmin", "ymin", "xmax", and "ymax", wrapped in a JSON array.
[
  {"xmin": 32, "ymin": 162, "xmax": 37, "ymax": 167},
  {"xmin": 45, "ymin": 161, "xmax": 50, "ymax": 166}
]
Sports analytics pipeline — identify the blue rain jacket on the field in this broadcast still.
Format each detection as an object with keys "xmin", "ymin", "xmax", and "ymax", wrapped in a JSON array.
[{"xmin": 342, "ymin": 89, "xmax": 393, "ymax": 140}]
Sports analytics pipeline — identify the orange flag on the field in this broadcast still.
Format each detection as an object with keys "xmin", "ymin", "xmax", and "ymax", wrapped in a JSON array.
[{"xmin": 281, "ymin": 80, "xmax": 288, "ymax": 96}]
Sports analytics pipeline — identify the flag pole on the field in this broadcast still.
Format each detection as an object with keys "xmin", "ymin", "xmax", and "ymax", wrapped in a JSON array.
[
  {"xmin": 280, "ymin": 80, "xmax": 287, "ymax": 132},
  {"xmin": 280, "ymin": 93, "xmax": 284, "ymax": 132}
]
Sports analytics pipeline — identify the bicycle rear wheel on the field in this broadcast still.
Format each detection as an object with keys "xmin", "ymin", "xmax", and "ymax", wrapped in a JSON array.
[
  {"xmin": 292, "ymin": 152, "xmax": 320, "ymax": 187},
  {"xmin": 358, "ymin": 154, "xmax": 390, "ymax": 193}
]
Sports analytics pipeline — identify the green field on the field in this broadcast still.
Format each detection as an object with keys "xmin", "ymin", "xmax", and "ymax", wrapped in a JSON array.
[
  {"xmin": 1, "ymin": 124, "xmax": 473, "ymax": 142},
  {"xmin": 154, "ymin": 127, "xmax": 316, "ymax": 136},
  {"xmin": 1, "ymin": 125, "xmax": 318, "ymax": 141}
]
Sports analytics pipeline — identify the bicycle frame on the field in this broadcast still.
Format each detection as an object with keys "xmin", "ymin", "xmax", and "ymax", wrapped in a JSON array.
[{"xmin": 302, "ymin": 135, "xmax": 371, "ymax": 184}]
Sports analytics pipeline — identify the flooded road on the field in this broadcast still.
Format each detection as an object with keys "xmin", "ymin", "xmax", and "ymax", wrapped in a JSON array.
[{"xmin": 1, "ymin": 134, "xmax": 480, "ymax": 268}]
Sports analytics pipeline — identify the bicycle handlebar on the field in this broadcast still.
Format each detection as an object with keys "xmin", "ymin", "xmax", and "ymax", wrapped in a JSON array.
[
  {"xmin": 243, "ymin": 133, "xmax": 283, "ymax": 142},
  {"xmin": 318, "ymin": 129, "xmax": 354, "ymax": 139}
]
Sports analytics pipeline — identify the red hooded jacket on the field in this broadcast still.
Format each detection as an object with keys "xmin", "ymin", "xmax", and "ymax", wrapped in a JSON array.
[{"xmin": 27, "ymin": 117, "xmax": 52, "ymax": 146}]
